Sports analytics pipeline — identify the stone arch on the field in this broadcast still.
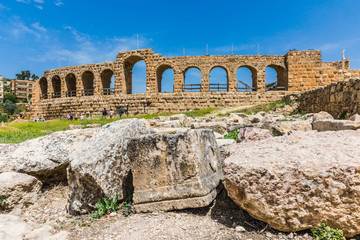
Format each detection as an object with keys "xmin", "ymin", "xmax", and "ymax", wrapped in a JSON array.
[
  {"xmin": 101, "ymin": 69, "xmax": 115, "ymax": 95},
  {"xmin": 81, "ymin": 70, "xmax": 95, "ymax": 96},
  {"xmin": 183, "ymin": 66, "xmax": 202, "ymax": 92},
  {"xmin": 123, "ymin": 55, "xmax": 147, "ymax": 94},
  {"xmin": 265, "ymin": 64, "xmax": 287, "ymax": 91},
  {"xmin": 39, "ymin": 77, "xmax": 48, "ymax": 99},
  {"xmin": 156, "ymin": 64, "xmax": 175, "ymax": 92},
  {"xmin": 237, "ymin": 65, "xmax": 257, "ymax": 91},
  {"xmin": 65, "ymin": 73, "xmax": 77, "ymax": 97},
  {"xmin": 208, "ymin": 66, "xmax": 229, "ymax": 92},
  {"xmin": 51, "ymin": 75, "xmax": 61, "ymax": 98}
]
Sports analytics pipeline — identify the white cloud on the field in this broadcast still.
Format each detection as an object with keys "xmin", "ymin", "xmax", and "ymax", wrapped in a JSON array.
[
  {"xmin": 16, "ymin": 0, "xmax": 31, "ymax": 3},
  {"xmin": 16, "ymin": 0, "xmax": 45, "ymax": 9},
  {"xmin": 3, "ymin": 17, "xmax": 48, "ymax": 40},
  {"xmin": 0, "ymin": 3, "xmax": 8, "ymax": 10},
  {"xmin": 55, "ymin": 0, "xmax": 63, "ymax": 6},
  {"xmin": 31, "ymin": 22, "xmax": 47, "ymax": 32},
  {"xmin": 30, "ymin": 27, "xmax": 152, "ymax": 66},
  {"xmin": 64, "ymin": 26, "xmax": 89, "ymax": 43}
]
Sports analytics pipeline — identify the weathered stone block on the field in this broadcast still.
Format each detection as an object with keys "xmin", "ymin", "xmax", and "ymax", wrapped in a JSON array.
[
  {"xmin": 127, "ymin": 129, "xmax": 223, "ymax": 213},
  {"xmin": 66, "ymin": 119, "xmax": 152, "ymax": 215}
]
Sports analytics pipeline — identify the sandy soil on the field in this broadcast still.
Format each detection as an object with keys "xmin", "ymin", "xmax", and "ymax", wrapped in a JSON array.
[{"xmin": 16, "ymin": 184, "xmax": 319, "ymax": 240}]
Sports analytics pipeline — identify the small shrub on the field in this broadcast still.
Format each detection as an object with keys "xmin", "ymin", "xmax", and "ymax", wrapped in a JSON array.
[
  {"xmin": 0, "ymin": 198, "xmax": 6, "ymax": 209},
  {"xmin": 14, "ymin": 108, "xmax": 22, "ymax": 114},
  {"xmin": 224, "ymin": 130, "xmax": 239, "ymax": 141},
  {"xmin": 4, "ymin": 100, "xmax": 18, "ymax": 115},
  {"xmin": 92, "ymin": 193, "xmax": 132, "ymax": 219},
  {"xmin": 311, "ymin": 223, "xmax": 346, "ymax": 240},
  {"xmin": 0, "ymin": 113, "xmax": 8, "ymax": 122}
]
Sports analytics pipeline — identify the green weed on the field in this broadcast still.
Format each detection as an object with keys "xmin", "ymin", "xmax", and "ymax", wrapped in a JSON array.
[
  {"xmin": 224, "ymin": 130, "xmax": 239, "ymax": 141},
  {"xmin": 92, "ymin": 193, "xmax": 132, "ymax": 219},
  {"xmin": 311, "ymin": 223, "xmax": 346, "ymax": 240}
]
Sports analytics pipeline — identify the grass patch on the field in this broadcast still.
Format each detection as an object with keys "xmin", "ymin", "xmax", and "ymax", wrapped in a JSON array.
[
  {"xmin": 0, "ymin": 108, "xmax": 217, "ymax": 144},
  {"xmin": 0, "ymin": 117, "xmax": 119, "ymax": 144},
  {"xmin": 229, "ymin": 99, "xmax": 288, "ymax": 115},
  {"xmin": 184, "ymin": 107, "xmax": 216, "ymax": 118}
]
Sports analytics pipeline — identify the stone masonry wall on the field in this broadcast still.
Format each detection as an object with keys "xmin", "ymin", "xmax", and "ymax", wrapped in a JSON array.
[
  {"xmin": 31, "ymin": 91, "xmax": 285, "ymax": 119},
  {"xmin": 299, "ymin": 77, "xmax": 360, "ymax": 117},
  {"xmin": 30, "ymin": 49, "xmax": 360, "ymax": 117}
]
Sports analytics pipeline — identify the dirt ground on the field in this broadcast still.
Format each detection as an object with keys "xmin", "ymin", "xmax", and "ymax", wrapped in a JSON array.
[{"xmin": 16, "ymin": 184, "xmax": 323, "ymax": 240}]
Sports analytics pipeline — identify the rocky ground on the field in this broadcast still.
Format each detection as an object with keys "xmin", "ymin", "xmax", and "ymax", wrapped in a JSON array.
[
  {"xmin": 13, "ymin": 184, "xmax": 315, "ymax": 240},
  {"xmin": 2, "ymin": 101, "xmax": 360, "ymax": 239}
]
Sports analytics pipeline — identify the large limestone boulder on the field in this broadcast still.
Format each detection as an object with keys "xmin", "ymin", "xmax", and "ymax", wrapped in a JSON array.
[
  {"xmin": 236, "ymin": 127, "xmax": 273, "ymax": 143},
  {"xmin": 127, "ymin": 129, "xmax": 223, "ymax": 213},
  {"xmin": 67, "ymin": 119, "xmax": 152, "ymax": 215},
  {"xmin": 0, "ymin": 214, "xmax": 69, "ymax": 240},
  {"xmin": 216, "ymin": 138, "xmax": 236, "ymax": 162},
  {"xmin": 191, "ymin": 121, "xmax": 227, "ymax": 134},
  {"xmin": 227, "ymin": 113, "xmax": 245, "ymax": 124},
  {"xmin": 156, "ymin": 120, "xmax": 182, "ymax": 128},
  {"xmin": 313, "ymin": 119, "xmax": 360, "ymax": 132},
  {"xmin": 267, "ymin": 120, "xmax": 313, "ymax": 136},
  {"xmin": 0, "ymin": 128, "xmax": 99, "ymax": 183},
  {"xmin": 224, "ymin": 130, "xmax": 360, "ymax": 237},
  {"xmin": 312, "ymin": 111, "xmax": 334, "ymax": 122},
  {"xmin": 0, "ymin": 172, "xmax": 42, "ymax": 211}
]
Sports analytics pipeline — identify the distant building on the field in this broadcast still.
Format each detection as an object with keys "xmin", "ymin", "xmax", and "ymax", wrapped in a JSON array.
[
  {"xmin": 0, "ymin": 81, "xmax": 3, "ymax": 103},
  {"xmin": 0, "ymin": 75, "xmax": 5, "ymax": 81},
  {"xmin": 10, "ymin": 79, "xmax": 35, "ymax": 101}
]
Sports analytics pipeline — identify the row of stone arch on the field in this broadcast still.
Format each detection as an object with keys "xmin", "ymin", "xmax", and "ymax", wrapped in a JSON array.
[
  {"xmin": 39, "ymin": 69, "xmax": 115, "ymax": 99},
  {"xmin": 39, "ymin": 60, "xmax": 287, "ymax": 99}
]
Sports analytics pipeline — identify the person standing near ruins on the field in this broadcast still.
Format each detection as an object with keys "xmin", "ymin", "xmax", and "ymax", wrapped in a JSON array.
[
  {"xmin": 119, "ymin": 107, "xmax": 124, "ymax": 118},
  {"xmin": 102, "ymin": 108, "xmax": 108, "ymax": 119},
  {"xmin": 109, "ymin": 109, "xmax": 114, "ymax": 119}
]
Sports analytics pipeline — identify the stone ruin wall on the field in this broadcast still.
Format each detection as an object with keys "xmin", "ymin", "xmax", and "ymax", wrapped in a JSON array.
[
  {"xmin": 30, "ymin": 49, "xmax": 360, "ymax": 118},
  {"xmin": 299, "ymin": 77, "xmax": 360, "ymax": 118}
]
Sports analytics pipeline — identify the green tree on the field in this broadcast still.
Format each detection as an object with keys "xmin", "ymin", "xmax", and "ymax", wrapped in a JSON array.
[
  {"xmin": 3, "ymin": 93, "xmax": 18, "ymax": 103},
  {"xmin": 3, "ymin": 85, "xmax": 10, "ymax": 93},
  {"xmin": 4, "ymin": 100, "xmax": 18, "ymax": 115},
  {"xmin": 15, "ymin": 70, "xmax": 31, "ymax": 80},
  {"xmin": 31, "ymin": 74, "xmax": 39, "ymax": 80}
]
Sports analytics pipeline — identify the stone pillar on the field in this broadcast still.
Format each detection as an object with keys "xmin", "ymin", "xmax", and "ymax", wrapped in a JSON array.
[
  {"xmin": 76, "ymin": 74, "xmax": 82, "ymax": 97},
  {"xmin": 60, "ymin": 76, "xmax": 65, "ymax": 98},
  {"xmin": 48, "ymin": 78, "xmax": 54, "ymax": 98},
  {"xmin": 173, "ymin": 70, "xmax": 184, "ymax": 92},
  {"xmin": 146, "ymin": 63, "xmax": 157, "ymax": 94},
  {"xmin": 257, "ymin": 68, "xmax": 266, "ymax": 92},
  {"xmin": 94, "ymin": 72, "xmax": 101, "ymax": 96},
  {"xmin": 228, "ymin": 68, "xmax": 237, "ymax": 92},
  {"xmin": 201, "ymin": 69, "xmax": 209, "ymax": 92}
]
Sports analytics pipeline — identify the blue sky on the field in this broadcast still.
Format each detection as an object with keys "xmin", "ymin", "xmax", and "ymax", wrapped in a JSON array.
[{"xmin": 1, "ymin": 0, "xmax": 360, "ymax": 93}]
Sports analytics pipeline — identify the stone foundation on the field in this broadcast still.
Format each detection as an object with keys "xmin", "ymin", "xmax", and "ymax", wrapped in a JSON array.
[{"xmin": 31, "ymin": 91, "xmax": 286, "ymax": 118}]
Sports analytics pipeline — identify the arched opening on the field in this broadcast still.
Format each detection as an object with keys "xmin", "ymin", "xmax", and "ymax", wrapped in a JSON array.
[
  {"xmin": 183, "ymin": 67, "xmax": 201, "ymax": 92},
  {"xmin": 209, "ymin": 67, "xmax": 228, "ymax": 92},
  {"xmin": 101, "ymin": 69, "xmax": 115, "ymax": 95},
  {"xmin": 265, "ymin": 65, "xmax": 287, "ymax": 91},
  {"xmin": 124, "ymin": 56, "xmax": 146, "ymax": 94},
  {"xmin": 65, "ymin": 73, "xmax": 76, "ymax": 97},
  {"xmin": 51, "ymin": 75, "xmax": 61, "ymax": 98},
  {"xmin": 39, "ymin": 77, "xmax": 48, "ymax": 99},
  {"xmin": 237, "ymin": 66, "xmax": 257, "ymax": 91},
  {"xmin": 156, "ymin": 65, "xmax": 174, "ymax": 93},
  {"xmin": 81, "ymin": 71, "xmax": 94, "ymax": 96}
]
